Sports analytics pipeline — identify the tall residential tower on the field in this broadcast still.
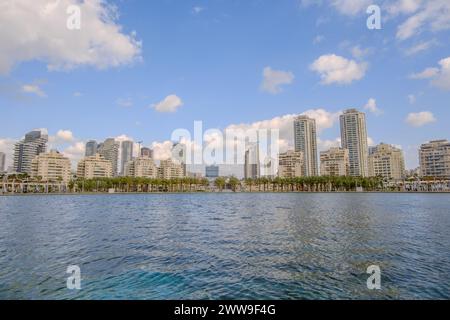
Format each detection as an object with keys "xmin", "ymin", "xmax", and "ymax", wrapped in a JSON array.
[
  {"xmin": 294, "ymin": 115, "xmax": 318, "ymax": 176},
  {"xmin": 97, "ymin": 138, "xmax": 120, "ymax": 176},
  {"xmin": 13, "ymin": 130, "xmax": 48, "ymax": 174},
  {"xmin": 340, "ymin": 109, "xmax": 369, "ymax": 177}
]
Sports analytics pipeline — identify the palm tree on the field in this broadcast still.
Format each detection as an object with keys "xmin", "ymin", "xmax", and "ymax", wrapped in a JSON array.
[{"xmin": 215, "ymin": 177, "xmax": 226, "ymax": 191}]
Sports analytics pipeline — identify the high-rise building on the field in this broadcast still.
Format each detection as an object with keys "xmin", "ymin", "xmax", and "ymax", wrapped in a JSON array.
[
  {"xmin": 419, "ymin": 140, "xmax": 450, "ymax": 179},
  {"xmin": 0, "ymin": 152, "xmax": 5, "ymax": 173},
  {"xmin": 97, "ymin": 138, "xmax": 119, "ymax": 176},
  {"xmin": 244, "ymin": 143, "xmax": 260, "ymax": 179},
  {"xmin": 294, "ymin": 115, "xmax": 318, "ymax": 176},
  {"xmin": 340, "ymin": 109, "xmax": 369, "ymax": 177},
  {"xmin": 85, "ymin": 140, "xmax": 98, "ymax": 157},
  {"xmin": 278, "ymin": 150, "xmax": 304, "ymax": 178},
  {"xmin": 320, "ymin": 147, "xmax": 350, "ymax": 176},
  {"xmin": 121, "ymin": 140, "xmax": 134, "ymax": 175},
  {"xmin": 141, "ymin": 147, "xmax": 153, "ymax": 158},
  {"xmin": 77, "ymin": 154, "xmax": 113, "ymax": 179},
  {"xmin": 124, "ymin": 156, "xmax": 157, "ymax": 178},
  {"xmin": 368, "ymin": 143, "xmax": 405, "ymax": 181},
  {"xmin": 158, "ymin": 159, "xmax": 185, "ymax": 179},
  {"xmin": 205, "ymin": 165, "xmax": 219, "ymax": 178},
  {"xmin": 13, "ymin": 130, "xmax": 48, "ymax": 174},
  {"xmin": 31, "ymin": 150, "xmax": 71, "ymax": 183}
]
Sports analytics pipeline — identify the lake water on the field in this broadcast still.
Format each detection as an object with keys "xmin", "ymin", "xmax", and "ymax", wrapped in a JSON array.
[{"xmin": 0, "ymin": 193, "xmax": 449, "ymax": 300}]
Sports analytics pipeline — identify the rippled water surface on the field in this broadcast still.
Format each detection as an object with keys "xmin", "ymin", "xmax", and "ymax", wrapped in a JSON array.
[{"xmin": 0, "ymin": 193, "xmax": 449, "ymax": 299}]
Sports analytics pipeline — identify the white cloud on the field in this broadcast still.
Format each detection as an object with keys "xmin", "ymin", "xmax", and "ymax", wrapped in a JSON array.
[
  {"xmin": 405, "ymin": 111, "xmax": 436, "ymax": 127},
  {"xmin": 351, "ymin": 46, "xmax": 372, "ymax": 59},
  {"xmin": 301, "ymin": 0, "xmax": 449, "ymax": 42},
  {"xmin": 404, "ymin": 39, "xmax": 438, "ymax": 55},
  {"xmin": 331, "ymin": 0, "xmax": 372, "ymax": 16},
  {"xmin": 73, "ymin": 92, "xmax": 83, "ymax": 97},
  {"xmin": 396, "ymin": 0, "xmax": 450, "ymax": 40},
  {"xmin": 364, "ymin": 98, "xmax": 383, "ymax": 115},
  {"xmin": 411, "ymin": 56, "xmax": 450, "ymax": 90},
  {"xmin": 387, "ymin": 0, "xmax": 422, "ymax": 16},
  {"xmin": 408, "ymin": 94, "xmax": 416, "ymax": 104},
  {"xmin": 0, "ymin": 0, "xmax": 142, "ymax": 74},
  {"xmin": 56, "ymin": 130, "xmax": 74, "ymax": 142},
  {"xmin": 310, "ymin": 54, "xmax": 368, "ymax": 85},
  {"xmin": 317, "ymin": 137, "xmax": 341, "ymax": 152},
  {"xmin": 62, "ymin": 142, "xmax": 85, "ymax": 168},
  {"xmin": 151, "ymin": 140, "xmax": 175, "ymax": 161},
  {"xmin": 313, "ymin": 35, "xmax": 325, "ymax": 45},
  {"xmin": 152, "ymin": 94, "xmax": 184, "ymax": 113},
  {"xmin": 261, "ymin": 67, "xmax": 295, "ymax": 94},
  {"xmin": 22, "ymin": 84, "xmax": 46, "ymax": 97},
  {"xmin": 0, "ymin": 138, "xmax": 16, "ymax": 170},
  {"xmin": 410, "ymin": 67, "xmax": 439, "ymax": 79},
  {"xmin": 192, "ymin": 6, "xmax": 205, "ymax": 14},
  {"xmin": 117, "ymin": 98, "xmax": 133, "ymax": 107}
]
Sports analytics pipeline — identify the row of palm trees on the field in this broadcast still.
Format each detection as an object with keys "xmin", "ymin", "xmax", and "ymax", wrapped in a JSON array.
[
  {"xmin": 242, "ymin": 176, "xmax": 383, "ymax": 192},
  {"xmin": 2, "ymin": 173, "xmax": 383, "ymax": 193},
  {"xmin": 69, "ymin": 175, "xmax": 383, "ymax": 193},
  {"xmin": 68, "ymin": 176, "xmax": 210, "ymax": 193}
]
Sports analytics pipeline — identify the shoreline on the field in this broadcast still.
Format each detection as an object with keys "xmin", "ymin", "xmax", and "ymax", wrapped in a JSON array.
[{"xmin": 1, "ymin": 191, "xmax": 449, "ymax": 197}]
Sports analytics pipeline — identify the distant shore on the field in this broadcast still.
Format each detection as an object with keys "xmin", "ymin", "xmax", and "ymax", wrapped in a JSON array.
[{"xmin": 1, "ymin": 190, "xmax": 449, "ymax": 196}]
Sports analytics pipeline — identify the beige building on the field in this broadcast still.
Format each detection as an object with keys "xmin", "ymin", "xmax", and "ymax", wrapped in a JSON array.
[
  {"xmin": 320, "ymin": 147, "xmax": 349, "ymax": 176},
  {"xmin": 294, "ymin": 115, "xmax": 318, "ymax": 176},
  {"xmin": 368, "ymin": 143, "xmax": 405, "ymax": 180},
  {"xmin": 77, "ymin": 154, "xmax": 113, "ymax": 179},
  {"xmin": 158, "ymin": 159, "xmax": 185, "ymax": 179},
  {"xmin": 419, "ymin": 140, "xmax": 450, "ymax": 179},
  {"xmin": 124, "ymin": 156, "xmax": 157, "ymax": 178},
  {"xmin": 31, "ymin": 150, "xmax": 71, "ymax": 182},
  {"xmin": 340, "ymin": 109, "xmax": 369, "ymax": 177},
  {"xmin": 278, "ymin": 150, "xmax": 304, "ymax": 178}
]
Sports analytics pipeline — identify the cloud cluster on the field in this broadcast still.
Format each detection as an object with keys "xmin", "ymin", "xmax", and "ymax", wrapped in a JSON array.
[
  {"xmin": 310, "ymin": 54, "xmax": 368, "ymax": 85},
  {"xmin": 261, "ymin": 67, "xmax": 295, "ymax": 94},
  {"xmin": 0, "ymin": 0, "xmax": 142, "ymax": 74},
  {"xmin": 411, "ymin": 56, "xmax": 450, "ymax": 90},
  {"xmin": 152, "ymin": 95, "xmax": 184, "ymax": 113},
  {"xmin": 405, "ymin": 111, "xmax": 436, "ymax": 127},
  {"xmin": 395, "ymin": 0, "xmax": 450, "ymax": 40},
  {"xmin": 364, "ymin": 98, "xmax": 383, "ymax": 116}
]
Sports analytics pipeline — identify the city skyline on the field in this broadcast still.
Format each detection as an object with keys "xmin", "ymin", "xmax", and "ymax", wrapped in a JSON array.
[{"xmin": 1, "ymin": 0, "xmax": 449, "ymax": 172}]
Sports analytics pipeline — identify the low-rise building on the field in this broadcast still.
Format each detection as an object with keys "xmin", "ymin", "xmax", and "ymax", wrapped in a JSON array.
[
  {"xmin": 368, "ymin": 143, "xmax": 405, "ymax": 180},
  {"xmin": 31, "ymin": 150, "xmax": 71, "ymax": 182},
  {"xmin": 124, "ymin": 156, "xmax": 157, "ymax": 178},
  {"xmin": 320, "ymin": 147, "xmax": 349, "ymax": 176},
  {"xmin": 278, "ymin": 150, "xmax": 304, "ymax": 178},
  {"xmin": 419, "ymin": 140, "xmax": 450, "ymax": 179},
  {"xmin": 158, "ymin": 159, "xmax": 185, "ymax": 179},
  {"xmin": 77, "ymin": 154, "xmax": 113, "ymax": 179}
]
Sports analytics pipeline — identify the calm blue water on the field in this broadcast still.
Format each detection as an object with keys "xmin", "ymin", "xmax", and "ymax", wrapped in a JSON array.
[{"xmin": 0, "ymin": 193, "xmax": 449, "ymax": 300}]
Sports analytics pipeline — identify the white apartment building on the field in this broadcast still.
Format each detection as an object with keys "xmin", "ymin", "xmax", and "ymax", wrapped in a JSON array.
[
  {"xmin": 320, "ymin": 147, "xmax": 349, "ymax": 176},
  {"xmin": 77, "ymin": 154, "xmax": 113, "ymax": 179},
  {"xmin": 340, "ymin": 109, "xmax": 369, "ymax": 177},
  {"xmin": 158, "ymin": 159, "xmax": 185, "ymax": 179},
  {"xmin": 278, "ymin": 150, "xmax": 304, "ymax": 178},
  {"xmin": 294, "ymin": 115, "xmax": 318, "ymax": 176},
  {"xmin": 419, "ymin": 140, "xmax": 450, "ymax": 179},
  {"xmin": 31, "ymin": 150, "xmax": 71, "ymax": 182},
  {"xmin": 124, "ymin": 156, "xmax": 158, "ymax": 178},
  {"xmin": 368, "ymin": 143, "xmax": 405, "ymax": 181}
]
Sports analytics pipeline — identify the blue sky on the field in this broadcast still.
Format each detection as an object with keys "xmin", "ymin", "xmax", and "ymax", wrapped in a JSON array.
[{"xmin": 0, "ymin": 0, "xmax": 449, "ymax": 170}]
